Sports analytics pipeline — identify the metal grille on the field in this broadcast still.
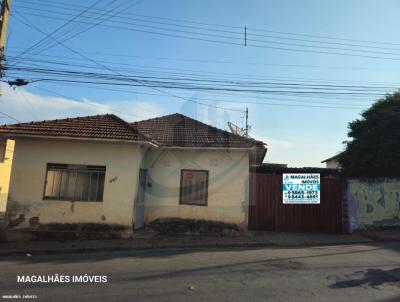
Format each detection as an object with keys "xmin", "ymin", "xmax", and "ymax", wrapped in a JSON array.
[{"xmin": 43, "ymin": 163, "xmax": 106, "ymax": 202}]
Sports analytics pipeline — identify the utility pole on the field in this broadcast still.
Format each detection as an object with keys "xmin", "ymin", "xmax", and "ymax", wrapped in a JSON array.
[
  {"xmin": 244, "ymin": 26, "xmax": 247, "ymax": 46},
  {"xmin": 245, "ymin": 107, "xmax": 249, "ymax": 137},
  {"xmin": 0, "ymin": 0, "xmax": 11, "ymax": 95}
]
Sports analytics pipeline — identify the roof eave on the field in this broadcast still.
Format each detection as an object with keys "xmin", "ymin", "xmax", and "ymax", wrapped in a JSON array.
[
  {"xmin": 158, "ymin": 145, "xmax": 259, "ymax": 150},
  {"xmin": 0, "ymin": 133, "xmax": 160, "ymax": 146}
]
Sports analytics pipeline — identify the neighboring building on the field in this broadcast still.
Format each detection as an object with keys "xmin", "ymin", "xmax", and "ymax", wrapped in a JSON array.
[
  {"xmin": 259, "ymin": 163, "xmax": 288, "ymax": 169},
  {"xmin": 0, "ymin": 113, "xmax": 266, "ymax": 235},
  {"xmin": 321, "ymin": 153, "xmax": 342, "ymax": 169}
]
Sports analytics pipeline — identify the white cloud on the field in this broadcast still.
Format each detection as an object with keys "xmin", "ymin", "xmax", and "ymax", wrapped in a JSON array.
[{"xmin": 0, "ymin": 85, "xmax": 162, "ymax": 123}]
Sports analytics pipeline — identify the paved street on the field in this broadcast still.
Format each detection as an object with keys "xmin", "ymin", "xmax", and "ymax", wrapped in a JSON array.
[{"xmin": 1, "ymin": 242, "xmax": 400, "ymax": 301}]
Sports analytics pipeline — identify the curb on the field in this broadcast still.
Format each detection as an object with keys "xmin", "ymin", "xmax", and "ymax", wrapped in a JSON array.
[{"xmin": 0, "ymin": 237, "xmax": 390, "ymax": 257}]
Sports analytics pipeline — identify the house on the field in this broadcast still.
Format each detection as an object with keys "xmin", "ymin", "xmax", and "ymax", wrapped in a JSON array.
[
  {"xmin": 321, "ymin": 153, "xmax": 342, "ymax": 169},
  {"xmin": 0, "ymin": 113, "xmax": 266, "ymax": 236}
]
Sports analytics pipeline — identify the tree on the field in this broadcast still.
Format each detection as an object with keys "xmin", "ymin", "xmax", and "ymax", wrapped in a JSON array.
[{"xmin": 340, "ymin": 91, "xmax": 400, "ymax": 176}]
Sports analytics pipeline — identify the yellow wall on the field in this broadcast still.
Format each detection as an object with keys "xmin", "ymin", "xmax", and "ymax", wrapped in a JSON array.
[
  {"xmin": 0, "ymin": 139, "xmax": 15, "ymax": 214},
  {"xmin": 143, "ymin": 148, "xmax": 250, "ymax": 230},
  {"xmin": 5, "ymin": 137, "xmax": 251, "ymax": 231},
  {"xmin": 7, "ymin": 138, "xmax": 143, "ymax": 230}
]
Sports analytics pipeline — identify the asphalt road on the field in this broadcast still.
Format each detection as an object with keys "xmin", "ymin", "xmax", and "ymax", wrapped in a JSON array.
[{"xmin": 1, "ymin": 242, "xmax": 400, "ymax": 302}]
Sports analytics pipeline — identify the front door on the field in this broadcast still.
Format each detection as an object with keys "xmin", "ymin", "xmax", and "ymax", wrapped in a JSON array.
[{"xmin": 135, "ymin": 169, "xmax": 147, "ymax": 230}]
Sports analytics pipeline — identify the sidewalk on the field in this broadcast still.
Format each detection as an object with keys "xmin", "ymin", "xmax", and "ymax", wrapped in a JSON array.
[{"xmin": 0, "ymin": 229, "xmax": 392, "ymax": 256}]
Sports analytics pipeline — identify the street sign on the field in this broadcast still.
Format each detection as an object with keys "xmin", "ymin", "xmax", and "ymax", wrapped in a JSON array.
[{"xmin": 283, "ymin": 173, "xmax": 320, "ymax": 204}]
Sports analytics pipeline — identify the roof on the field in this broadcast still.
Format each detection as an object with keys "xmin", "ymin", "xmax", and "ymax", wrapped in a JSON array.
[
  {"xmin": 0, "ymin": 114, "xmax": 151, "ymax": 142},
  {"xmin": 0, "ymin": 113, "xmax": 267, "ymax": 162},
  {"xmin": 321, "ymin": 152, "xmax": 343, "ymax": 163},
  {"xmin": 131, "ymin": 113, "xmax": 265, "ymax": 149}
]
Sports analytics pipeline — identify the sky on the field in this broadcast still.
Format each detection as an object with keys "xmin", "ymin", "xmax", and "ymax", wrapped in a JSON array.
[{"xmin": 2, "ymin": 0, "xmax": 400, "ymax": 167}]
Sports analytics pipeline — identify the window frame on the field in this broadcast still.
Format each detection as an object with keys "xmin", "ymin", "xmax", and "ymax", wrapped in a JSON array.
[
  {"xmin": 179, "ymin": 169, "xmax": 209, "ymax": 206},
  {"xmin": 42, "ymin": 163, "xmax": 106, "ymax": 202}
]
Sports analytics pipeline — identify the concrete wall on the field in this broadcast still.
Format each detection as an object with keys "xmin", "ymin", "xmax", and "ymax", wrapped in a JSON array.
[
  {"xmin": 325, "ymin": 159, "xmax": 341, "ymax": 169},
  {"xmin": 0, "ymin": 139, "xmax": 15, "ymax": 215},
  {"xmin": 346, "ymin": 178, "xmax": 400, "ymax": 231},
  {"xmin": 143, "ymin": 148, "xmax": 250, "ymax": 230},
  {"xmin": 6, "ymin": 137, "xmax": 143, "ymax": 230}
]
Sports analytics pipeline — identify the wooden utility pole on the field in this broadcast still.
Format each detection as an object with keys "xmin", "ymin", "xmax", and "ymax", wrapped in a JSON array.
[{"xmin": 0, "ymin": 0, "xmax": 11, "ymax": 95}]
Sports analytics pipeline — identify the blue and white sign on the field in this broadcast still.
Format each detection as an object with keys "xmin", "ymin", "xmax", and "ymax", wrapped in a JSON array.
[{"xmin": 283, "ymin": 174, "xmax": 320, "ymax": 204}]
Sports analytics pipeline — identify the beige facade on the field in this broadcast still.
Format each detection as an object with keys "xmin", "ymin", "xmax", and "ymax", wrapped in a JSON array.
[
  {"xmin": 143, "ymin": 148, "xmax": 250, "ymax": 230},
  {"xmin": 0, "ymin": 137, "xmax": 251, "ymax": 232},
  {"xmin": 5, "ymin": 137, "xmax": 143, "ymax": 230}
]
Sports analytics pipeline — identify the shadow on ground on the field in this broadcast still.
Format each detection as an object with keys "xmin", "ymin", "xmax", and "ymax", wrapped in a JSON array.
[{"xmin": 329, "ymin": 267, "xmax": 400, "ymax": 289}]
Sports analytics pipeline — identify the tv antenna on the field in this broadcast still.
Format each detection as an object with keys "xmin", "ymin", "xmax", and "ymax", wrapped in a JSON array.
[{"xmin": 228, "ymin": 107, "xmax": 251, "ymax": 137}]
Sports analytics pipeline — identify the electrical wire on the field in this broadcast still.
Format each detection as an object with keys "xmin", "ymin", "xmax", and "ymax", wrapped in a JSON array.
[
  {"xmin": 11, "ymin": 12, "xmax": 245, "ymax": 113},
  {"xmin": 11, "ymin": 1, "xmax": 400, "ymax": 62},
  {"xmin": 10, "ymin": 0, "xmax": 106, "ymax": 66},
  {"xmin": 15, "ymin": 0, "xmax": 400, "ymax": 47}
]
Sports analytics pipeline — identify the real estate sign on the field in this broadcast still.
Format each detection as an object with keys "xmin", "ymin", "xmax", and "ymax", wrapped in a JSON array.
[{"xmin": 282, "ymin": 173, "xmax": 320, "ymax": 204}]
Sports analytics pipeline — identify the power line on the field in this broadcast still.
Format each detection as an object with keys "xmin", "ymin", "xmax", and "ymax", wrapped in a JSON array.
[
  {"xmin": 10, "ymin": 10, "xmax": 400, "ymax": 62},
  {"xmin": 14, "ymin": 88, "xmax": 39, "ymax": 119},
  {"xmin": 7, "ymin": 49, "xmax": 400, "ymax": 87},
  {"xmin": 28, "ymin": 81, "xmax": 367, "ymax": 111},
  {"xmin": 32, "ymin": 0, "xmax": 146, "ymax": 59},
  {"xmin": 36, "ymin": 79, "xmax": 377, "ymax": 105},
  {"xmin": 15, "ymin": 3, "xmax": 400, "ymax": 55},
  {"xmin": 4, "ymin": 65, "xmax": 393, "ymax": 96},
  {"xmin": 10, "ymin": 0, "xmax": 106, "ymax": 66},
  {"xmin": 29, "ymin": 83, "xmax": 147, "ymax": 120},
  {"xmin": 11, "ymin": 12, "xmax": 245, "ymax": 113},
  {"xmin": 11, "ymin": 1, "xmax": 400, "ymax": 58},
  {"xmin": 15, "ymin": 0, "xmax": 400, "ymax": 47},
  {"xmin": 0, "ymin": 110, "xmax": 20, "ymax": 123},
  {"xmin": 7, "ymin": 6, "xmax": 394, "ymax": 114}
]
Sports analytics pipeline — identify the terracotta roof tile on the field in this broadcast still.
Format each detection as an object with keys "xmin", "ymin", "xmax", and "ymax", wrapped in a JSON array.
[
  {"xmin": 131, "ymin": 113, "xmax": 265, "ymax": 148},
  {"xmin": 0, "ymin": 113, "xmax": 266, "ymax": 150},
  {"xmin": 0, "ymin": 114, "xmax": 150, "ymax": 142}
]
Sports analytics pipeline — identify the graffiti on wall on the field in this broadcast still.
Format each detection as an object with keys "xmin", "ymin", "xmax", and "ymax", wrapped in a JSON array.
[{"xmin": 347, "ymin": 179, "xmax": 400, "ymax": 231}]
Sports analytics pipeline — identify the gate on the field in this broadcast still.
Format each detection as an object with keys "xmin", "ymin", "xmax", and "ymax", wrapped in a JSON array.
[{"xmin": 249, "ymin": 173, "xmax": 343, "ymax": 232}]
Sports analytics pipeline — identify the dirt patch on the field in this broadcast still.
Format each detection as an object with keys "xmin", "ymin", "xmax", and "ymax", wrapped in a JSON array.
[
  {"xmin": 29, "ymin": 216, "xmax": 40, "ymax": 227},
  {"xmin": 8, "ymin": 214, "xmax": 25, "ymax": 227},
  {"xmin": 2, "ymin": 223, "xmax": 132, "ymax": 241},
  {"xmin": 147, "ymin": 218, "xmax": 240, "ymax": 236}
]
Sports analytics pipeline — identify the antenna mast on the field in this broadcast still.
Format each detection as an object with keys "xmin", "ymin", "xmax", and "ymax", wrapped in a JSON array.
[{"xmin": 245, "ymin": 107, "xmax": 249, "ymax": 137}]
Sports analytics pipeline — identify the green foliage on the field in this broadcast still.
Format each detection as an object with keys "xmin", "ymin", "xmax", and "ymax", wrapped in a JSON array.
[{"xmin": 340, "ymin": 91, "xmax": 400, "ymax": 176}]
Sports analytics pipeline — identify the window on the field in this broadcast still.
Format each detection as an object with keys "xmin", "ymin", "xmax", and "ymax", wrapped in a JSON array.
[
  {"xmin": 180, "ymin": 169, "xmax": 208, "ymax": 206},
  {"xmin": 43, "ymin": 163, "xmax": 106, "ymax": 202}
]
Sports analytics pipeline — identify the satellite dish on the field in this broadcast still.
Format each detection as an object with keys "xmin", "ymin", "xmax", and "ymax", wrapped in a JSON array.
[{"xmin": 227, "ymin": 122, "xmax": 245, "ymax": 136}]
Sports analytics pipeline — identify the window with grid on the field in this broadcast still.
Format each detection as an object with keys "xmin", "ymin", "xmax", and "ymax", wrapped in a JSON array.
[
  {"xmin": 43, "ymin": 163, "xmax": 106, "ymax": 202},
  {"xmin": 179, "ymin": 170, "xmax": 208, "ymax": 206}
]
